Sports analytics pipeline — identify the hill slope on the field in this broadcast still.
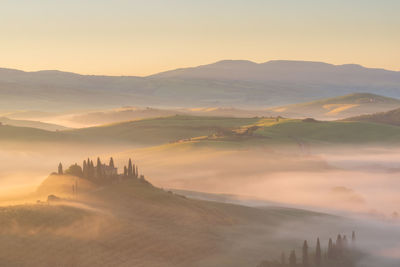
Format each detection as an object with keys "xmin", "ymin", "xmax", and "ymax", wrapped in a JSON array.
[
  {"xmin": 344, "ymin": 107, "xmax": 400, "ymax": 126},
  {"xmin": 2, "ymin": 115, "xmax": 400, "ymax": 146},
  {"xmin": 267, "ymin": 93, "xmax": 400, "ymax": 120},
  {"xmin": 0, "ymin": 175, "xmax": 328, "ymax": 267},
  {"xmin": 0, "ymin": 117, "xmax": 68, "ymax": 131},
  {"xmin": 1, "ymin": 60, "xmax": 400, "ymax": 109},
  {"xmin": 68, "ymin": 115, "xmax": 260, "ymax": 145}
]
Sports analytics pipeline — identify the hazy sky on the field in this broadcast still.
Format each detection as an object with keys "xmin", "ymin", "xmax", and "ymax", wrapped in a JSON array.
[{"xmin": 0, "ymin": 0, "xmax": 399, "ymax": 76}]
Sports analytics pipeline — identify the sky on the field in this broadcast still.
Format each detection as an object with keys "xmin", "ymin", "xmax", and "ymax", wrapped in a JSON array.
[{"xmin": 0, "ymin": 0, "xmax": 399, "ymax": 76}]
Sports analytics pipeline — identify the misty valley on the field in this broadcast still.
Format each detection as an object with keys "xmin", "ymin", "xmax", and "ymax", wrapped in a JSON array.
[
  {"xmin": 2, "ymin": 92, "xmax": 400, "ymax": 266},
  {"xmin": 1, "ymin": 4, "xmax": 400, "ymax": 263}
]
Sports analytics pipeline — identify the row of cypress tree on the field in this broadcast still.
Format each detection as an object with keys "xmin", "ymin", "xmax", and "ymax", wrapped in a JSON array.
[
  {"xmin": 57, "ymin": 157, "xmax": 139, "ymax": 180},
  {"xmin": 258, "ymin": 232, "xmax": 359, "ymax": 267}
]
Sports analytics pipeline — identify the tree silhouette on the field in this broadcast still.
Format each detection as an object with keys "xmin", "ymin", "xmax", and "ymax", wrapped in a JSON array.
[
  {"xmin": 58, "ymin": 163, "xmax": 63, "ymax": 175},
  {"xmin": 83, "ymin": 160, "xmax": 87, "ymax": 178},
  {"xmin": 336, "ymin": 234, "xmax": 343, "ymax": 256},
  {"xmin": 302, "ymin": 240, "xmax": 308, "ymax": 267},
  {"xmin": 109, "ymin": 157, "xmax": 115, "ymax": 168},
  {"xmin": 89, "ymin": 160, "xmax": 94, "ymax": 178},
  {"xmin": 96, "ymin": 157, "xmax": 102, "ymax": 178},
  {"xmin": 315, "ymin": 238, "xmax": 322, "ymax": 266},
  {"xmin": 66, "ymin": 163, "xmax": 83, "ymax": 177},
  {"xmin": 328, "ymin": 238, "xmax": 333, "ymax": 259},
  {"xmin": 128, "ymin": 158, "xmax": 133, "ymax": 177}
]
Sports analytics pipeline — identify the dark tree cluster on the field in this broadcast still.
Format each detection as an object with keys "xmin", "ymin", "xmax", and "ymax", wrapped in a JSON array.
[
  {"xmin": 257, "ymin": 231, "xmax": 362, "ymax": 267},
  {"xmin": 56, "ymin": 157, "xmax": 142, "ymax": 184}
]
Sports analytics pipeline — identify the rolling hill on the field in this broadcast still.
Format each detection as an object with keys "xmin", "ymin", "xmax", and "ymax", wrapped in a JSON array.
[
  {"xmin": 0, "ymin": 174, "xmax": 330, "ymax": 267},
  {"xmin": 64, "ymin": 107, "xmax": 266, "ymax": 127},
  {"xmin": 344, "ymin": 107, "xmax": 400, "ymax": 126},
  {"xmin": 0, "ymin": 117, "xmax": 69, "ymax": 131},
  {"xmin": 42, "ymin": 93, "xmax": 400, "ymax": 127},
  {"xmin": 67, "ymin": 115, "xmax": 261, "ymax": 145},
  {"xmin": 148, "ymin": 117, "xmax": 400, "ymax": 148},
  {"xmin": 1, "ymin": 60, "xmax": 400, "ymax": 110},
  {"xmin": 0, "ymin": 124, "xmax": 66, "ymax": 142},
  {"xmin": 2, "ymin": 115, "xmax": 400, "ymax": 146},
  {"xmin": 267, "ymin": 93, "xmax": 400, "ymax": 120}
]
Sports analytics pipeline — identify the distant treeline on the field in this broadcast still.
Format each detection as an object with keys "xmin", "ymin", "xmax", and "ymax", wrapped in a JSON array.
[
  {"xmin": 56, "ymin": 157, "xmax": 144, "ymax": 183},
  {"xmin": 258, "ymin": 232, "xmax": 363, "ymax": 267}
]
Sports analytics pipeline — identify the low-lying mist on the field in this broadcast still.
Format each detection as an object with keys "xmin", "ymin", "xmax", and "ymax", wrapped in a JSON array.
[
  {"xmin": 114, "ymin": 145, "xmax": 400, "ymax": 218},
  {"xmin": 2, "ymin": 141, "xmax": 400, "ymax": 265}
]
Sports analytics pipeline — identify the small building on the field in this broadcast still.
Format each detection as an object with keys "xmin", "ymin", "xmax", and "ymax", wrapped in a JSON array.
[{"xmin": 94, "ymin": 163, "xmax": 117, "ymax": 178}]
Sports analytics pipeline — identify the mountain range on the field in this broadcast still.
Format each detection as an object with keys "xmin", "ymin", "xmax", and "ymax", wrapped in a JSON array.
[{"xmin": 1, "ymin": 60, "xmax": 400, "ymax": 110}]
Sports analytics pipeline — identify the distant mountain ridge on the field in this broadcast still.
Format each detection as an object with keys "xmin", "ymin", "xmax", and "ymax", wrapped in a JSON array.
[{"xmin": 1, "ymin": 60, "xmax": 400, "ymax": 110}]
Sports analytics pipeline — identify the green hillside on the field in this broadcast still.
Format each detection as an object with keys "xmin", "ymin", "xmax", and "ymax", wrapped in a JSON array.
[
  {"xmin": 161, "ymin": 117, "xmax": 400, "ymax": 148},
  {"xmin": 68, "ymin": 115, "xmax": 260, "ymax": 145},
  {"xmin": 2, "ymin": 115, "xmax": 400, "ymax": 146},
  {"xmin": 344, "ymin": 107, "xmax": 400, "ymax": 126}
]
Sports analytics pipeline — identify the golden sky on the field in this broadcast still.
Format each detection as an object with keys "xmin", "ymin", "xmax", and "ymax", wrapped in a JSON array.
[{"xmin": 0, "ymin": 0, "xmax": 399, "ymax": 76}]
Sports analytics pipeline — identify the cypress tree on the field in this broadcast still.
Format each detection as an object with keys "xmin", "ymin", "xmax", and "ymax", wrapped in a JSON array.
[
  {"xmin": 124, "ymin": 166, "xmax": 127, "ymax": 177},
  {"xmin": 327, "ymin": 238, "xmax": 333, "ymax": 259},
  {"xmin": 96, "ymin": 157, "xmax": 102, "ymax": 178},
  {"xmin": 316, "ymin": 238, "xmax": 322, "ymax": 266},
  {"xmin": 128, "ymin": 158, "xmax": 133, "ymax": 177},
  {"xmin": 109, "ymin": 157, "xmax": 115, "ymax": 168},
  {"xmin": 135, "ymin": 165, "xmax": 138, "ymax": 178},
  {"xmin": 336, "ymin": 234, "xmax": 343, "ymax": 253},
  {"xmin": 89, "ymin": 160, "xmax": 94, "ymax": 178},
  {"xmin": 302, "ymin": 240, "xmax": 308, "ymax": 267},
  {"xmin": 58, "ymin": 163, "xmax": 63, "ymax": 175},
  {"xmin": 83, "ymin": 160, "xmax": 87, "ymax": 178},
  {"xmin": 289, "ymin": 250, "xmax": 296, "ymax": 267}
]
